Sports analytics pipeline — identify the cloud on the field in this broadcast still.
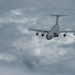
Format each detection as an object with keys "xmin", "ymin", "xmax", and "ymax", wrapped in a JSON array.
[
  {"xmin": 10, "ymin": 9, "xmax": 23, "ymax": 16},
  {"xmin": 0, "ymin": 53, "xmax": 16, "ymax": 62},
  {"xmin": 0, "ymin": 8, "xmax": 75, "ymax": 75}
]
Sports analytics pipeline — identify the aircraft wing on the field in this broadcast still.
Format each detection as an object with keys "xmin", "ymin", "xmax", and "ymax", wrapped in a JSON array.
[
  {"xmin": 59, "ymin": 31, "xmax": 75, "ymax": 33},
  {"xmin": 29, "ymin": 28, "xmax": 49, "ymax": 33}
]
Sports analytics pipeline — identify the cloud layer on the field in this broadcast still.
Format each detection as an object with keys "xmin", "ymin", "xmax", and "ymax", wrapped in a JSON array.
[
  {"xmin": 0, "ymin": 8, "xmax": 75, "ymax": 75},
  {"xmin": 0, "ymin": 0, "xmax": 75, "ymax": 75}
]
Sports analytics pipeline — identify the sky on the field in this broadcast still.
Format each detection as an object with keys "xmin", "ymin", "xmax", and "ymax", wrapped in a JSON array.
[{"xmin": 0, "ymin": 0, "xmax": 75, "ymax": 75}]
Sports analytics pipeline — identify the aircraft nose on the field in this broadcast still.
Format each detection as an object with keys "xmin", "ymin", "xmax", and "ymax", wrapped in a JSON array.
[{"xmin": 46, "ymin": 34, "xmax": 53, "ymax": 40}]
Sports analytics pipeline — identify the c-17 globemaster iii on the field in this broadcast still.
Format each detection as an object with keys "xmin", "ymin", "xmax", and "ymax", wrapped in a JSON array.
[{"xmin": 29, "ymin": 14, "xmax": 75, "ymax": 40}]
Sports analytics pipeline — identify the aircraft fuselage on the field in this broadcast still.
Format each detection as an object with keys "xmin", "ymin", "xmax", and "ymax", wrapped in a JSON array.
[{"xmin": 46, "ymin": 24, "xmax": 59, "ymax": 40}]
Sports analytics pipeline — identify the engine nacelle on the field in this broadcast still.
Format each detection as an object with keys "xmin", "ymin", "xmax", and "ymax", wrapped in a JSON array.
[
  {"xmin": 63, "ymin": 34, "xmax": 66, "ymax": 37},
  {"xmin": 41, "ymin": 33, "xmax": 44, "ymax": 37},
  {"xmin": 36, "ymin": 33, "xmax": 39, "ymax": 36},
  {"xmin": 54, "ymin": 33, "xmax": 59, "ymax": 37},
  {"xmin": 46, "ymin": 34, "xmax": 54, "ymax": 40}
]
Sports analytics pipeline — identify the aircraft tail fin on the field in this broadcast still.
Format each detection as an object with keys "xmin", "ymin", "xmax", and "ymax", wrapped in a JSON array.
[{"xmin": 50, "ymin": 14, "xmax": 68, "ymax": 25}]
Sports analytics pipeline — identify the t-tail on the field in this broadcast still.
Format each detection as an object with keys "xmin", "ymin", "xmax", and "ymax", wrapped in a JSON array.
[{"xmin": 50, "ymin": 14, "xmax": 68, "ymax": 25}]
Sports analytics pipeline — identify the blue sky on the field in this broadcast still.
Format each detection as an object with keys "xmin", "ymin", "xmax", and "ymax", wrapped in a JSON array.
[{"xmin": 0, "ymin": 0, "xmax": 75, "ymax": 75}]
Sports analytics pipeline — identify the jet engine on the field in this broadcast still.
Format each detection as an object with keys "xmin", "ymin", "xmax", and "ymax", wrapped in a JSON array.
[
  {"xmin": 36, "ymin": 32, "xmax": 39, "ymax": 36},
  {"xmin": 54, "ymin": 33, "xmax": 59, "ymax": 37},
  {"xmin": 41, "ymin": 32, "xmax": 45, "ymax": 37},
  {"xmin": 63, "ymin": 33, "xmax": 67, "ymax": 37},
  {"xmin": 41, "ymin": 34, "xmax": 44, "ymax": 36}
]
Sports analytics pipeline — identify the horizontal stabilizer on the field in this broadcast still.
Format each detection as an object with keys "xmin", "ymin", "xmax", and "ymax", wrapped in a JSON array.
[
  {"xmin": 50, "ymin": 14, "xmax": 68, "ymax": 17},
  {"xmin": 50, "ymin": 14, "xmax": 68, "ymax": 25}
]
